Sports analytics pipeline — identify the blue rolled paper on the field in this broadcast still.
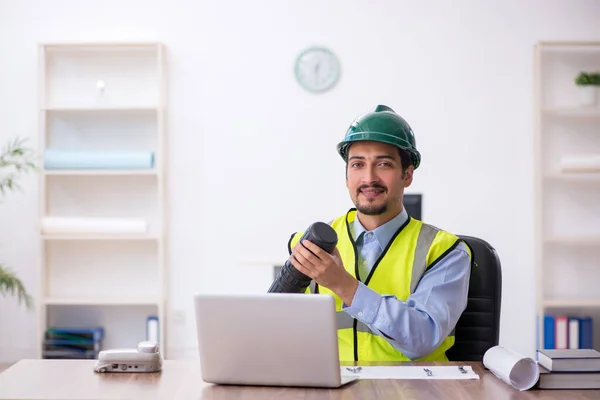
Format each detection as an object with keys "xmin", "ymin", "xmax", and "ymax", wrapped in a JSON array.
[{"xmin": 44, "ymin": 149, "xmax": 154, "ymax": 170}]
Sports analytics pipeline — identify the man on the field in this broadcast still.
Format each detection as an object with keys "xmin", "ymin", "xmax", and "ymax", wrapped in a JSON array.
[{"xmin": 287, "ymin": 105, "xmax": 472, "ymax": 362}]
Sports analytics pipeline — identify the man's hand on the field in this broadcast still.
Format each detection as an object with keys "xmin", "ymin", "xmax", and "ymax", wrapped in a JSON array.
[{"xmin": 289, "ymin": 240, "xmax": 358, "ymax": 306}]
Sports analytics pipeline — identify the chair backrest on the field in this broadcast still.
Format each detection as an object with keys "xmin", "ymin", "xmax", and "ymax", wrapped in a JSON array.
[{"xmin": 446, "ymin": 235, "xmax": 502, "ymax": 362}]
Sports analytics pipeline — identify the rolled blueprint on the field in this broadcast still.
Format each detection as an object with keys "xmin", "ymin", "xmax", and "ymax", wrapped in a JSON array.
[
  {"xmin": 483, "ymin": 346, "xmax": 539, "ymax": 391},
  {"xmin": 560, "ymin": 155, "xmax": 600, "ymax": 173},
  {"xmin": 41, "ymin": 217, "xmax": 148, "ymax": 234}
]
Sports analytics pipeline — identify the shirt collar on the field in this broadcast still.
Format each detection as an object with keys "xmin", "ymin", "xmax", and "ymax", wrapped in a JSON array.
[{"xmin": 351, "ymin": 207, "xmax": 409, "ymax": 249}]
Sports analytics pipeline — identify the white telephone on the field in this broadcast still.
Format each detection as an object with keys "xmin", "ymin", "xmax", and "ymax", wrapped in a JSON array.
[{"xmin": 94, "ymin": 341, "xmax": 163, "ymax": 373}]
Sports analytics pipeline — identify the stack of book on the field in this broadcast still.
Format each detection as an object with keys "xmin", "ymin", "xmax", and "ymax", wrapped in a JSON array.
[
  {"xmin": 42, "ymin": 327, "xmax": 104, "ymax": 359},
  {"xmin": 536, "ymin": 349, "xmax": 600, "ymax": 389}
]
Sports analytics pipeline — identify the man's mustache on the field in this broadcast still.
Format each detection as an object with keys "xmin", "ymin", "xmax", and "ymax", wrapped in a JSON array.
[{"xmin": 357, "ymin": 184, "xmax": 387, "ymax": 194}]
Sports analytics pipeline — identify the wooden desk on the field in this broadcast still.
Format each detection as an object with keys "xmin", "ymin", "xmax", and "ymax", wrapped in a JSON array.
[{"xmin": 0, "ymin": 359, "xmax": 597, "ymax": 400}]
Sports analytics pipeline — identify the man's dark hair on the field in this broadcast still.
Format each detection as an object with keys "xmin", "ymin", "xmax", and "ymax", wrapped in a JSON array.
[{"xmin": 397, "ymin": 148, "xmax": 412, "ymax": 174}]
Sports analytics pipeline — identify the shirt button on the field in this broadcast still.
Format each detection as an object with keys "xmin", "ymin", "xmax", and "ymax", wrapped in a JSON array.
[
  {"xmin": 367, "ymin": 233, "xmax": 373, "ymax": 239},
  {"xmin": 362, "ymin": 261, "xmax": 368, "ymax": 266},
  {"xmin": 358, "ymin": 312, "xmax": 363, "ymax": 317}
]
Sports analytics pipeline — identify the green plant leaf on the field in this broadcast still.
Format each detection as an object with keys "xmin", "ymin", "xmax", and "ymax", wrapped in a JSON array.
[
  {"xmin": 0, "ymin": 264, "xmax": 34, "ymax": 310},
  {"xmin": 575, "ymin": 71, "xmax": 600, "ymax": 86},
  {"xmin": 0, "ymin": 136, "xmax": 37, "ymax": 202},
  {"xmin": 0, "ymin": 136, "xmax": 38, "ymax": 311}
]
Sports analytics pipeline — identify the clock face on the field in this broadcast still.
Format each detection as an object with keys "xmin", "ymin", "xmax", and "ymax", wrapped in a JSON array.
[{"xmin": 294, "ymin": 47, "xmax": 340, "ymax": 93}]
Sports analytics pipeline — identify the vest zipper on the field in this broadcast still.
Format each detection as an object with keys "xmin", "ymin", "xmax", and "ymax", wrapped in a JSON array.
[
  {"xmin": 346, "ymin": 210, "xmax": 360, "ymax": 361},
  {"xmin": 353, "ymin": 319, "xmax": 358, "ymax": 361}
]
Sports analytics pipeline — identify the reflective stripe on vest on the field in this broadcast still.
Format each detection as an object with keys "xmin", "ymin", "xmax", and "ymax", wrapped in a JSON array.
[{"xmin": 288, "ymin": 208, "xmax": 469, "ymax": 362}]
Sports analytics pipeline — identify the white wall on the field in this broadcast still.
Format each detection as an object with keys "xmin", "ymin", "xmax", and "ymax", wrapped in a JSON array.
[{"xmin": 0, "ymin": 0, "xmax": 599, "ymax": 362}]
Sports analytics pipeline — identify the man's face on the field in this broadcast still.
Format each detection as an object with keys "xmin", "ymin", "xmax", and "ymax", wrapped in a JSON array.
[{"xmin": 345, "ymin": 141, "xmax": 413, "ymax": 216}]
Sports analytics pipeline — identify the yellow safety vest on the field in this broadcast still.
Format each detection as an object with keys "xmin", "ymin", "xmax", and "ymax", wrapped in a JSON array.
[{"xmin": 288, "ymin": 208, "xmax": 470, "ymax": 362}]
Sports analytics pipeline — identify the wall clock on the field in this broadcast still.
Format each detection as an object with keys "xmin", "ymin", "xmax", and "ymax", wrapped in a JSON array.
[{"xmin": 294, "ymin": 47, "xmax": 341, "ymax": 93}]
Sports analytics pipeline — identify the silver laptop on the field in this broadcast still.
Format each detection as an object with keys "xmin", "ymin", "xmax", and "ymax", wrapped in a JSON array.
[{"xmin": 193, "ymin": 292, "xmax": 358, "ymax": 388}]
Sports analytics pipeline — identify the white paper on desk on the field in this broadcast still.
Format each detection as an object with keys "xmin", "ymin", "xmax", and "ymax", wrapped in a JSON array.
[
  {"xmin": 341, "ymin": 366, "xmax": 480, "ymax": 380},
  {"xmin": 482, "ymin": 346, "xmax": 539, "ymax": 391}
]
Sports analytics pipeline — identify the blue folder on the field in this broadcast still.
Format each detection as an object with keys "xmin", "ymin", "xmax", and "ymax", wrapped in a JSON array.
[
  {"xmin": 579, "ymin": 317, "xmax": 593, "ymax": 349},
  {"xmin": 544, "ymin": 315, "xmax": 555, "ymax": 349},
  {"xmin": 44, "ymin": 149, "xmax": 154, "ymax": 170}
]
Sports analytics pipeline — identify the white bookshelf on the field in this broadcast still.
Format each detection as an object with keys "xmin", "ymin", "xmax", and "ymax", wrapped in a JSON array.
[
  {"xmin": 37, "ymin": 43, "xmax": 167, "ymax": 358},
  {"xmin": 534, "ymin": 41, "xmax": 600, "ymax": 351}
]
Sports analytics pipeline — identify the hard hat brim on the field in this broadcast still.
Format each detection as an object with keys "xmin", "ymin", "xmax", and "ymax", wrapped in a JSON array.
[{"xmin": 337, "ymin": 131, "xmax": 421, "ymax": 169}]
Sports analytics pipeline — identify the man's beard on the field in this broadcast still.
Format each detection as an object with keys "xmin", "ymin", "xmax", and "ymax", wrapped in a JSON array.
[
  {"xmin": 356, "ymin": 201, "xmax": 388, "ymax": 216},
  {"xmin": 354, "ymin": 184, "xmax": 388, "ymax": 216}
]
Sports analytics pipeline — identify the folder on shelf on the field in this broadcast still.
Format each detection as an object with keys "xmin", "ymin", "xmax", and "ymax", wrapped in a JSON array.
[
  {"xmin": 44, "ymin": 149, "xmax": 154, "ymax": 170},
  {"xmin": 555, "ymin": 316, "xmax": 568, "ymax": 350},
  {"xmin": 543, "ymin": 314, "xmax": 594, "ymax": 350},
  {"xmin": 45, "ymin": 327, "xmax": 105, "ymax": 341},
  {"xmin": 146, "ymin": 315, "xmax": 159, "ymax": 343},
  {"xmin": 43, "ymin": 327, "xmax": 104, "ymax": 360},
  {"xmin": 579, "ymin": 317, "xmax": 593, "ymax": 349},
  {"xmin": 544, "ymin": 315, "xmax": 555, "ymax": 349},
  {"xmin": 559, "ymin": 155, "xmax": 600, "ymax": 174},
  {"xmin": 569, "ymin": 318, "xmax": 579, "ymax": 349},
  {"xmin": 41, "ymin": 217, "xmax": 148, "ymax": 235}
]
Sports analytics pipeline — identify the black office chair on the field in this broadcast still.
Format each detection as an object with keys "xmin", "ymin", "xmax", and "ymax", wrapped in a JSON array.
[{"xmin": 446, "ymin": 235, "xmax": 502, "ymax": 362}]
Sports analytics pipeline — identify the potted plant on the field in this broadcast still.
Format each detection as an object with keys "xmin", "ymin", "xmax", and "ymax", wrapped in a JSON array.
[
  {"xmin": 575, "ymin": 71, "xmax": 600, "ymax": 106},
  {"xmin": 0, "ymin": 137, "xmax": 37, "ymax": 311}
]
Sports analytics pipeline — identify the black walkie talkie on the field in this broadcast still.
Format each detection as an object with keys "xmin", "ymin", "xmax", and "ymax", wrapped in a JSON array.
[{"xmin": 267, "ymin": 222, "xmax": 338, "ymax": 293}]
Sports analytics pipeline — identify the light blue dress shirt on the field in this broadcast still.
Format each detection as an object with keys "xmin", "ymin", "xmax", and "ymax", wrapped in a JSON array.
[{"xmin": 342, "ymin": 207, "xmax": 471, "ymax": 360}]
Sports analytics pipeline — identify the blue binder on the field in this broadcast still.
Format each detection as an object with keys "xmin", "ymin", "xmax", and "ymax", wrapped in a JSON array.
[
  {"xmin": 579, "ymin": 317, "xmax": 593, "ymax": 349},
  {"xmin": 544, "ymin": 315, "xmax": 555, "ymax": 349}
]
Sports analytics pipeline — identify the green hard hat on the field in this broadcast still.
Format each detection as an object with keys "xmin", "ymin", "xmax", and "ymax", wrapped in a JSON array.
[{"xmin": 337, "ymin": 105, "xmax": 421, "ymax": 169}]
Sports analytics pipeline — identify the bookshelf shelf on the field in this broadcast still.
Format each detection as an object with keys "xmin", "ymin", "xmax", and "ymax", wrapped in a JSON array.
[
  {"xmin": 534, "ymin": 41, "xmax": 600, "ymax": 352},
  {"xmin": 44, "ymin": 106, "xmax": 159, "ymax": 112},
  {"xmin": 43, "ymin": 169, "xmax": 158, "ymax": 176},
  {"xmin": 42, "ymin": 234, "xmax": 160, "ymax": 241},
  {"xmin": 542, "ymin": 107, "xmax": 600, "ymax": 118},
  {"xmin": 544, "ymin": 173, "xmax": 600, "ymax": 182},
  {"xmin": 37, "ymin": 42, "xmax": 167, "ymax": 359},
  {"xmin": 544, "ymin": 299, "xmax": 600, "ymax": 308},
  {"xmin": 44, "ymin": 297, "xmax": 160, "ymax": 306},
  {"xmin": 544, "ymin": 236, "xmax": 600, "ymax": 245}
]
